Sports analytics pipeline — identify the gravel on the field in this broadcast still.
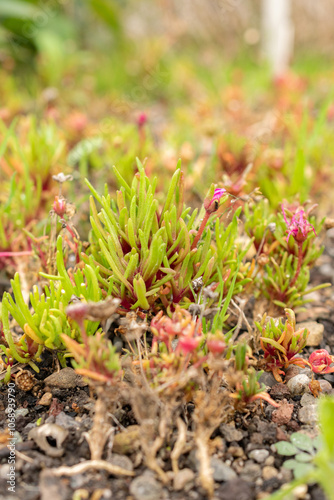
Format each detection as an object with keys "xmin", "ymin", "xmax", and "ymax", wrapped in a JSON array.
[{"xmin": 248, "ymin": 449, "xmax": 269, "ymax": 463}]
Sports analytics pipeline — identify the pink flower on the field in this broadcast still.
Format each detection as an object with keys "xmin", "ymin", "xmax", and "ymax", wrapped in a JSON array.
[
  {"xmin": 282, "ymin": 206, "xmax": 316, "ymax": 243},
  {"xmin": 204, "ymin": 188, "xmax": 226, "ymax": 214},
  {"xmin": 207, "ymin": 333, "xmax": 226, "ymax": 356},
  {"xmin": 53, "ymin": 196, "xmax": 67, "ymax": 217},
  {"xmin": 137, "ymin": 113, "xmax": 147, "ymax": 128},
  {"xmin": 309, "ymin": 349, "xmax": 334, "ymax": 374},
  {"xmin": 207, "ymin": 339, "xmax": 226, "ymax": 355},
  {"xmin": 178, "ymin": 336, "xmax": 201, "ymax": 355},
  {"xmin": 151, "ymin": 312, "xmax": 177, "ymax": 347}
]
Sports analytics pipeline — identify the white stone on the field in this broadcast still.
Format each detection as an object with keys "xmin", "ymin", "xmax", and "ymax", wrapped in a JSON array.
[
  {"xmin": 298, "ymin": 405, "xmax": 318, "ymax": 425},
  {"xmin": 249, "ymin": 449, "xmax": 270, "ymax": 463},
  {"xmin": 287, "ymin": 374, "xmax": 311, "ymax": 396}
]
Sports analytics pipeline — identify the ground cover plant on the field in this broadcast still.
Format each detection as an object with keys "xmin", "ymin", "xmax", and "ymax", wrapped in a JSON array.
[{"xmin": 1, "ymin": 4, "xmax": 334, "ymax": 500}]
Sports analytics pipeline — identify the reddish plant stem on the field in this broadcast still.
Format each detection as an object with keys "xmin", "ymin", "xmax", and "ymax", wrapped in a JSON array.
[
  {"xmin": 190, "ymin": 212, "xmax": 210, "ymax": 250},
  {"xmin": 289, "ymin": 242, "xmax": 303, "ymax": 289},
  {"xmin": 0, "ymin": 251, "xmax": 33, "ymax": 257}
]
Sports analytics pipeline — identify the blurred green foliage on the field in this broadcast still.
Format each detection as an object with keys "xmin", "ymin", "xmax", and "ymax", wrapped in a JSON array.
[{"xmin": 0, "ymin": 0, "xmax": 123, "ymax": 74}]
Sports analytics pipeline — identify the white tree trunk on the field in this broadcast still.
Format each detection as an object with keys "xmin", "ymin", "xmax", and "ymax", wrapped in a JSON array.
[{"xmin": 261, "ymin": 0, "xmax": 294, "ymax": 78}]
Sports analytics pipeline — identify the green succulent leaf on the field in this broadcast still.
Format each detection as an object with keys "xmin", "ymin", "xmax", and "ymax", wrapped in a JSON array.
[
  {"xmin": 290, "ymin": 432, "xmax": 315, "ymax": 454},
  {"xmin": 295, "ymin": 452, "xmax": 313, "ymax": 463},
  {"xmin": 291, "ymin": 462, "xmax": 315, "ymax": 480},
  {"xmin": 275, "ymin": 441, "xmax": 298, "ymax": 456}
]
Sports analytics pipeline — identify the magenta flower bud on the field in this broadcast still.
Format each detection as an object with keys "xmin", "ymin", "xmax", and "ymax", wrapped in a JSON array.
[
  {"xmin": 137, "ymin": 113, "xmax": 147, "ymax": 128},
  {"xmin": 53, "ymin": 196, "xmax": 67, "ymax": 217},
  {"xmin": 309, "ymin": 349, "xmax": 334, "ymax": 374},
  {"xmin": 203, "ymin": 188, "xmax": 227, "ymax": 214}
]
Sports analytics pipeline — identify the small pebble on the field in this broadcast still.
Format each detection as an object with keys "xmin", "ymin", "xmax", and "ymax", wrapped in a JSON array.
[
  {"xmin": 297, "ymin": 321, "xmax": 324, "ymax": 346},
  {"xmin": 270, "ymin": 383, "xmax": 291, "ymax": 398},
  {"xmin": 249, "ymin": 432, "xmax": 263, "ymax": 445},
  {"xmin": 264, "ymin": 455, "xmax": 275, "ymax": 466},
  {"xmin": 240, "ymin": 461, "xmax": 262, "ymax": 482},
  {"xmin": 300, "ymin": 393, "xmax": 316, "ymax": 406},
  {"xmin": 227, "ymin": 446, "xmax": 245, "ymax": 458},
  {"xmin": 215, "ymin": 479, "xmax": 255, "ymax": 500},
  {"xmin": 38, "ymin": 392, "xmax": 53, "ymax": 406},
  {"xmin": 279, "ymin": 468, "xmax": 293, "ymax": 483},
  {"xmin": 292, "ymin": 484, "xmax": 308, "ymax": 499},
  {"xmin": 323, "ymin": 373, "xmax": 334, "ymax": 383},
  {"xmin": 211, "ymin": 458, "xmax": 237, "ymax": 482},
  {"xmin": 318, "ymin": 379, "xmax": 332, "ymax": 394},
  {"xmin": 44, "ymin": 368, "xmax": 86, "ymax": 389},
  {"xmin": 285, "ymin": 365, "xmax": 301, "ymax": 383},
  {"xmin": 298, "ymin": 405, "xmax": 318, "ymax": 425},
  {"xmin": 248, "ymin": 449, "xmax": 269, "ymax": 464},
  {"xmin": 257, "ymin": 421, "xmax": 277, "ymax": 443},
  {"xmin": 220, "ymin": 423, "xmax": 244, "ymax": 442},
  {"xmin": 287, "ymin": 374, "xmax": 311, "ymax": 396},
  {"xmin": 262, "ymin": 466, "xmax": 278, "ymax": 481},
  {"xmin": 113, "ymin": 425, "xmax": 141, "ymax": 455},
  {"xmin": 55, "ymin": 412, "xmax": 79, "ymax": 430},
  {"xmin": 258, "ymin": 371, "xmax": 277, "ymax": 388},
  {"xmin": 298, "ymin": 367, "xmax": 313, "ymax": 377},
  {"xmin": 15, "ymin": 408, "xmax": 29, "ymax": 418},
  {"xmin": 272, "ymin": 399, "xmax": 294, "ymax": 425},
  {"xmin": 173, "ymin": 468, "xmax": 195, "ymax": 491},
  {"xmin": 129, "ymin": 474, "xmax": 162, "ymax": 500},
  {"xmin": 108, "ymin": 454, "xmax": 133, "ymax": 472}
]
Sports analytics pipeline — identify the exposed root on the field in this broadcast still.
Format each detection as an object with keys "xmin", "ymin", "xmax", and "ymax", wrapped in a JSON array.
[
  {"xmin": 195, "ymin": 433, "xmax": 214, "ymax": 499},
  {"xmin": 49, "ymin": 459, "xmax": 134, "ymax": 477},
  {"xmin": 192, "ymin": 381, "xmax": 232, "ymax": 498},
  {"xmin": 139, "ymin": 416, "xmax": 169, "ymax": 484},
  {"xmin": 171, "ymin": 417, "xmax": 187, "ymax": 474},
  {"xmin": 84, "ymin": 394, "xmax": 113, "ymax": 461}
]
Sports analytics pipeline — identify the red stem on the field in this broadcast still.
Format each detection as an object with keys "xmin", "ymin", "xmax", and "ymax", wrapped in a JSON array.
[
  {"xmin": 0, "ymin": 251, "xmax": 33, "ymax": 257},
  {"xmin": 190, "ymin": 212, "xmax": 210, "ymax": 250},
  {"xmin": 289, "ymin": 242, "xmax": 303, "ymax": 289}
]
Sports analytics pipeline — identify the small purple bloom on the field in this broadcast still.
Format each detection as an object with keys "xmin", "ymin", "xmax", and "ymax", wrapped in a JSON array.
[
  {"xmin": 212, "ymin": 188, "xmax": 226, "ymax": 203},
  {"xmin": 282, "ymin": 206, "xmax": 316, "ymax": 243},
  {"xmin": 204, "ymin": 188, "xmax": 226, "ymax": 213}
]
